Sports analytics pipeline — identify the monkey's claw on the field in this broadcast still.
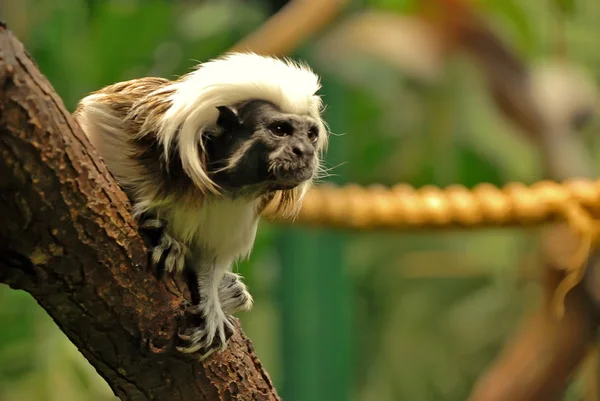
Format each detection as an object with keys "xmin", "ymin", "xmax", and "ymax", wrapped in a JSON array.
[
  {"xmin": 152, "ymin": 233, "xmax": 187, "ymax": 279},
  {"xmin": 138, "ymin": 215, "xmax": 188, "ymax": 279},
  {"xmin": 138, "ymin": 214, "xmax": 166, "ymax": 246},
  {"xmin": 219, "ymin": 272, "xmax": 254, "ymax": 314},
  {"xmin": 176, "ymin": 309, "xmax": 235, "ymax": 360}
]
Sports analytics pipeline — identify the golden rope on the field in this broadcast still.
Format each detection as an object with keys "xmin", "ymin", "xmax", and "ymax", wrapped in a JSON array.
[
  {"xmin": 263, "ymin": 178, "xmax": 600, "ymax": 318},
  {"xmin": 264, "ymin": 179, "xmax": 600, "ymax": 230}
]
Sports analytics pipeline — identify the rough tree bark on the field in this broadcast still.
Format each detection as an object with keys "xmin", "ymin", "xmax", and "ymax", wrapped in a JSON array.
[{"xmin": 0, "ymin": 23, "xmax": 280, "ymax": 401}]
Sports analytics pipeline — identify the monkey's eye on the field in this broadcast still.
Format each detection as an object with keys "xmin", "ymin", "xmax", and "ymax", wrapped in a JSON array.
[
  {"xmin": 307, "ymin": 127, "xmax": 319, "ymax": 143},
  {"xmin": 269, "ymin": 121, "xmax": 294, "ymax": 137}
]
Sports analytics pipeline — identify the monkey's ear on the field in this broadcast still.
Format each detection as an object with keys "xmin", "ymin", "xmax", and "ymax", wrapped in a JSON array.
[{"xmin": 216, "ymin": 105, "xmax": 241, "ymax": 132}]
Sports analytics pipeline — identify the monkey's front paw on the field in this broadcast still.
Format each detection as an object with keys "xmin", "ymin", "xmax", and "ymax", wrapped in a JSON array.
[
  {"xmin": 138, "ymin": 214, "xmax": 166, "ymax": 248},
  {"xmin": 145, "ymin": 232, "xmax": 187, "ymax": 281},
  {"xmin": 219, "ymin": 272, "xmax": 254, "ymax": 314},
  {"xmin": 150, "ymin": 233, "xmax": 187, "ymax": 280},
  {"xmin": 176, "ymin": 307, "xmax": 235, "ymax": 360}
]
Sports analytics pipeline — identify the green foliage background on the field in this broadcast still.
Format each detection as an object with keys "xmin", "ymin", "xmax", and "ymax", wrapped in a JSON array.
[{"xmin": 1, "ymin": 0, "xmax": 599, "ymax": 400}]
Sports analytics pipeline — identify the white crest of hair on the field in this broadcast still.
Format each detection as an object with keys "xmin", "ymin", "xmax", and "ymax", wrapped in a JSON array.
[{"xmin": 154, "ymin": 52, "xmax": 324, "ymax": 194}]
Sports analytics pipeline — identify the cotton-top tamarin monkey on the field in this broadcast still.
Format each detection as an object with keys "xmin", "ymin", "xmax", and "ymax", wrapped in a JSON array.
[{"xmin": 74, "ymin": 52, "xmax": 328, "ymax": 359}]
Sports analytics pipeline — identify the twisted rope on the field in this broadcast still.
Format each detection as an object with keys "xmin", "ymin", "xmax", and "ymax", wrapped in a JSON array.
[
  {"xmin": 264, "ymin": 179, "xmax": 600, "ymax": 229},
  {"xmin": 264, "ymin": 178, "xmax": 600, "ymax": 318}
]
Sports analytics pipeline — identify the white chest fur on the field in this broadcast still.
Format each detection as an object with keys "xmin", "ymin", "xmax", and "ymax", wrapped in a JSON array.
[{"xmin": 164, "ymin": 197, "xmax": 261, "ymax": 270}]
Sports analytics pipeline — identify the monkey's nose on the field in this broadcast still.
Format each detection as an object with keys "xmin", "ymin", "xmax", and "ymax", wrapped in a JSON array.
[{"xmin": 291, "ymin": 142, "xmax": 315, "ymax": 158}]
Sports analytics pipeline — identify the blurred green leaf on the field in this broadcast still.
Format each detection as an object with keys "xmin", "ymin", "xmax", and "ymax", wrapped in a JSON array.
[
  {"xmin": 481, "ymin": 0, "xmax": 538, "ymax": 56},
  {"xmin": 369, "ymin": 0, "xmax": 420, "ymax": 13},
  {"xmin": 554, "ymin": 0, "xmax": 576, "ymax": 16}
]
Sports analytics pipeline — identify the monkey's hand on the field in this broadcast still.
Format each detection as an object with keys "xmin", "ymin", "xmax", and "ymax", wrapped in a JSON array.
[
  {"xmin": 176, "ymin": 291, "xmax": 235, "ymax": 360},
  {"xmin": 138, "ymin": 214, "xmax": 188, "ymax": 279},
  {"xmin": 219, "ymin": 272, "xmax": 254, "ymax": 315}
]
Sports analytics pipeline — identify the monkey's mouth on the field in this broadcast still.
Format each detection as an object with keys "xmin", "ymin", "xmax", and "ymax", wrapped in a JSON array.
[{"xmin": 267, "ymin": 159, "xmax": 314, "ymax": 190}]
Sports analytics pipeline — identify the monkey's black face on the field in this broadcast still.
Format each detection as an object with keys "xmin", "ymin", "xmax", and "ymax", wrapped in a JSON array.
[{"xmin": 204, "ymin": 100, "xmax": 321, "ymax": 195}]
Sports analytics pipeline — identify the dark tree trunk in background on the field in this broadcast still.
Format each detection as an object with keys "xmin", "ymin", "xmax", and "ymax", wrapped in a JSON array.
[{"xmin": 0, "ymin": 23, "xmax": 280, "ymax": 401}]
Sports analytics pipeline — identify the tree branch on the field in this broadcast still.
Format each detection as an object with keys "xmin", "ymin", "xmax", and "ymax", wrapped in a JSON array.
[
  {"xmin": 468, "ymin": 226, "xmax": 598, "ymax": 401},
  {"xmin": 230, "ymin": 0, "xmax": 349, "ymax": 56},
  {"xmin": 0, "ymin": 23, "xmax": 280, "ymax": 401}
]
